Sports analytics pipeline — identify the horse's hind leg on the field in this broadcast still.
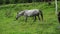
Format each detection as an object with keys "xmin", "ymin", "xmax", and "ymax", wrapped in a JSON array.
[{"xmin": 37, "ymin": 15, "xmax": 40, "ymax": 20}]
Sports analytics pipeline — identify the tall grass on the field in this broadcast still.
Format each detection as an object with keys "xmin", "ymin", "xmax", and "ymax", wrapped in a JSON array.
[{"xmin": 0, "ymin": 1, "xmax": 60, "ymax": 34}]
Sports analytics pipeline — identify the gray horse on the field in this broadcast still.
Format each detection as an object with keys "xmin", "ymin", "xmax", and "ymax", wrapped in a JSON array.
[{"xmin": 16, "ymin": 9, "xmax": 43, "ymax": 22}]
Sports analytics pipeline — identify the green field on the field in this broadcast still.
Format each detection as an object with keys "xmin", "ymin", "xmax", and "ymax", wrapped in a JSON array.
[{"xmin": 0, "ymin": 1, "xmax": 60, "ymax": 34}]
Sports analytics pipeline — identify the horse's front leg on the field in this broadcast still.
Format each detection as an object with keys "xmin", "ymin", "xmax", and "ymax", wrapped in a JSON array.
[
  {"xmin": 33, "ymin": 16, "xmax": 36, "ymax": 22},
  {"xmin": 25, "ymin": 16, "xmax": 28, "ymax": 22}
]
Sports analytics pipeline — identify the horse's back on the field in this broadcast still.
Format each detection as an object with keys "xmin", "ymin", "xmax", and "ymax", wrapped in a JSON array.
[
  {"xmin": 25, "ymin": 9, "xmax": 39, "ymax": 13},
  {"xmin": 24, "ymin": 9, "xmax": 39, "ymax": 16}
]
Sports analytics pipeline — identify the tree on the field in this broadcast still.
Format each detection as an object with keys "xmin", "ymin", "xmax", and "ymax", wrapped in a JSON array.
[
  {"xmin": 0, "ymin": 0, "xmax": 3, "ymax": 4},
  {"xmin": 48, "ymin": 0, "xmax": 51, "ymax": 5},
  {"xmin": 5, "ymin": 0, "xmax": 10, "ymax": 4},
  {"xmin": 28, "ymin": 0, "xmax": 32, "ymax": 3}
]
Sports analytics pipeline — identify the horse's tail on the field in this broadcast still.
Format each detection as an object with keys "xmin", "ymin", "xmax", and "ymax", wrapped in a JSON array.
[{"xmin": 39, "ymin": 10, "xmax": 43, "ymax": 20}]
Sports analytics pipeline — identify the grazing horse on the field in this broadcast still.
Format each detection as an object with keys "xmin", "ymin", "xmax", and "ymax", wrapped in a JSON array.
[
  {"xmin": 58, "ymin": 12, "xmax": 60, "ymax": 23},
  {"xmin": 16, "ymin": 9, "xmax": 43, "ymax": 22}
]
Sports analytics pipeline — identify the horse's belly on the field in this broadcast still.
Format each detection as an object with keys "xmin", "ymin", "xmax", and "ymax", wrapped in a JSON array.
[
  {"xmin": 24, "ymin": 12, "xmax": 33, "ymax": 16},
  {"xmin": 27, "ymin": 13, "xmax": 32, "ymax": 16}
]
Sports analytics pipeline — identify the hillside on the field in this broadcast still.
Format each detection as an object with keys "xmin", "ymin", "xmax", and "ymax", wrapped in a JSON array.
[{"xmin": 0, "ymin": 1, "xmax": 60, "ymax": 34}]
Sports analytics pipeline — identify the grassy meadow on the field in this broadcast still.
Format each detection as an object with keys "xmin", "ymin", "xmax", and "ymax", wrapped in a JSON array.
[{"xmin": 0, "ymin": 1, "xmax": 60, "ymax": 34}]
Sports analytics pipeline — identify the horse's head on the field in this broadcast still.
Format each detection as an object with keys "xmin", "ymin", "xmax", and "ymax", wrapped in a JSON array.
[
  {"xmin": 16, "ymin": 13, "xmax": 20, "ymax": 20},
  {"xmin": 16, "ymin": 11, "xmax": 25, "ymax": 20}
]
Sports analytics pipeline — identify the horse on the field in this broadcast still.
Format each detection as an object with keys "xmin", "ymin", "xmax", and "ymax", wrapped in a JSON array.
[{"xmin": 16, "ymin": 9, "xmax": 43, "ymax": 22}]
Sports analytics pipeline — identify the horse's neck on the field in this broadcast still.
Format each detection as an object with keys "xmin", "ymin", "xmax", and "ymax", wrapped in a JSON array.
[{"xmin": 21, "ymin": 11, "xmax": 25, "ymax": 15}]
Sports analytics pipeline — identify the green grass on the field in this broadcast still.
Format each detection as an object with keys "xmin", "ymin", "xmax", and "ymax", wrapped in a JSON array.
[{"xmin": 0, "ymin": 1, "xmax": 60, "ymax": 34}]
